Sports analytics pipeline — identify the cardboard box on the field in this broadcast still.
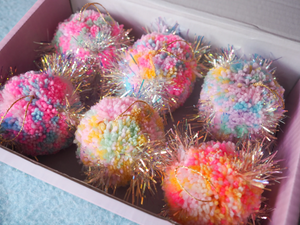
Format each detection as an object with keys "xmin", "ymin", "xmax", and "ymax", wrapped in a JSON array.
[{"xmin": 0, "ymin": 0, "xmax": 300, "ymax": 224}]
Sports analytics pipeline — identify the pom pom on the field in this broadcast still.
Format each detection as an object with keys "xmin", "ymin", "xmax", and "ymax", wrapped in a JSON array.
[
  {"xmin": 163, "ymin": 142, "xmax": 262, "ymax": 224},
  {"xmin": 0, "ymin": 70, "xmax": 81, "ymax": 156},
  {"xmin": 52, "ymin": 8, "xmax": 132, "ymax": 69},
  {"xmin": 162, "ymin": 126, "xmax": 282, "ymax": 224},
  {"xmin": 106, "ymin": 30, "xmax": 209, "ymax": 114},
  {"xmin": 74, "ymin": 96, "xmax": 167, "ymax": 202},
  {"xmin": 122, "ymin": 32, "xmax": 196, "ymax": 113},
  {"xmin": 198, "ymin": 49, "xmax": 285, "ymax": 145}
]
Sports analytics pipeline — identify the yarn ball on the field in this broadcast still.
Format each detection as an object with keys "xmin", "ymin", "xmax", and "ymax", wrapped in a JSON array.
[
  {"xmin": 52, "ymin": 9, "xmax": 130, "ymax": 69},
  {"xmin": 162, "ymin": 141, "xmax": 263, "ymax": 225},
  {"xmin": 0, "ymin": 71, "xmax": 80, "ymax": 156},
  {"xmin": 74, "ymin": 96, "xmax": 165, "ymax": 187},
  {"xmin": 199, "ymin": 59, "xmax": 285, "ymax": 142},
  {"xmin": 119, "ymin": 32, "xmax": 197, "ymax": 113}
]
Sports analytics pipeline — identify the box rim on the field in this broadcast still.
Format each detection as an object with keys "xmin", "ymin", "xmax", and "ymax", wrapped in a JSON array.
[
  {"xmin": 0, "ymin": 145, "xmax": 175, "ymax": 225},
  {"xmin": 1, "ymin": 0, "xmax": 300, "ymax": 224}
]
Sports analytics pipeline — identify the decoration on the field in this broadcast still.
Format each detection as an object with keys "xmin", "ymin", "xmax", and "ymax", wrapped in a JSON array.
[{"xmin": 74, "ymin": 96, "xmax": 167, "ymax": 204}]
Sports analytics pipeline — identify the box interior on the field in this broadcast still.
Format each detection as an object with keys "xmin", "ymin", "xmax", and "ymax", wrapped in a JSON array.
[
  {"xmin": 0, "ymin": 0, "xmax": 300, "ymax": 224},
  {"xmin": 160, "ymin": 0, "xmax": 300, "ymax": 43}
]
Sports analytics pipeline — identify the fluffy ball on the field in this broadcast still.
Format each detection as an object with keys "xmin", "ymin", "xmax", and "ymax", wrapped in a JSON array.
[
  {"xmin": 52, "ymin": 9, "xmax": 130, "ymax": 68},
  {"xmin": 162, "ymin": 141, "xmax": 263, "ymax": 225},
  {"xmin": 199, "ymin": 59, "xmax": 285, "ymax": 143},
  {"xmin": 0, "ymin": 71, "xmax": 80, "ymax": 156},
  {"xmin": 119, "ymin": 32, "xmax": 197, "ymax": 113},
  {"xmin": 74, "ymin": 96, "xmax": 165, "ymax": 187}
]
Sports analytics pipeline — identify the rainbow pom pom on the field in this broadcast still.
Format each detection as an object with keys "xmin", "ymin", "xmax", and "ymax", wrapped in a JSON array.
[
  {"xmin": 198, "ymin": 53, "xmax": 285, "ymax": 144},
  {"xmin": 163, "ymin": 141, "xmax": 264, "ymax": 225},
  {"xmin": 0, "ymin": 71, "xmax": 80, "ymax": 156},
  {"xmin": 52, "ymin": 9, "xmax": 131, "ymax": 69},
  {"xmin": 74, "ymin": 97, "xmax": 165, "ymax": 190},
  {"xmin": 114, "ymin": 32, "xmax": 198, "ymax": 114}
]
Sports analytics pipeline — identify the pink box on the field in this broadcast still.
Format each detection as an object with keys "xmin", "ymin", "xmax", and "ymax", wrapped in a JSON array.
[{"xmin": 0, "ymin": 0, "xmax": 300, "ymax": 224}]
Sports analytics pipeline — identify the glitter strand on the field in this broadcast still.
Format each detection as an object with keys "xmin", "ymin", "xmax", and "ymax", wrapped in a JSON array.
[
  {"xmin": 0, "ymin": 66, "xmax": 17, "ymax": 87},
  {"xmin": 39, "ymin": 53, "xmax": 93, "ymax": 109}
]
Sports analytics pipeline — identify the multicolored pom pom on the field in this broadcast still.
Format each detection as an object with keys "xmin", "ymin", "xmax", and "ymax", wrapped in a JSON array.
[
  {"xmin": 110, "ymin": 31, "xmax": 203, "ymax": 114},
  {"xmin": 163, "ymin": 141, "xmax": 262, "ymax": 224},
  {"xmin": 0, "ymin": 70, "xmax": 81, "ymax": 156},
  {"xmin": 162, "ymin": 127, "xmax": 281, "ymax": 224},
  {"xmin": 198, "ymin": 51, "xmax": 285, "ymax": 145},
  {"xmin": 74, "ymin": 96, "xmax": 166, "ymax": 196},
  {"xmin": 52, "ymin": 8, "xmax": 132, "ymax": 69}
]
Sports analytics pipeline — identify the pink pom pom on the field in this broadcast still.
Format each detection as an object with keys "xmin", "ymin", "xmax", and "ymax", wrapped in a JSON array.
[
  {"xmin": 163, "ymin": 141, "xmax": 263, "ymax": 225},
  {"xmin": 116, "ymin": 32, "xmax": 197, "ymax": 114},
  {"xmin": 52, "ymin": 9, "xmax": 131, "ymax": 69},
  {"xmin": 0, "ymin": 71, "xmax": 80, "ymax": 156}
]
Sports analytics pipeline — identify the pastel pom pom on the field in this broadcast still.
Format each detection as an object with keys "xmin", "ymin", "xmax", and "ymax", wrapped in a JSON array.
[
  {"xmin": 0, "ymin": 71, "xmax": 80, "ymax": 156},
  {"xmin": 198, "ymin": 54, "xmax": 285, "ymax": 144},
  {"xmin": 162, "ymin": 141, "xmax": 263, "ymax": 225},
  {"xmin": 116, "ymin": 32, "xmax": 198, "ymax": 114},
  {"xmin": 52, "ymin": 9, "xmax": 131, "ymax": 69},
  {"xmin": 74, "ymin": 96, "xmax": 165, "ymax": 188}
]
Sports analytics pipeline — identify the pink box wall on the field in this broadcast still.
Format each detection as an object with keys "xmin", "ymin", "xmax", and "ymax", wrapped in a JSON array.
[{"xmin": 0, "ymin": 0, "xmax": 300, "ymax": 224}]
